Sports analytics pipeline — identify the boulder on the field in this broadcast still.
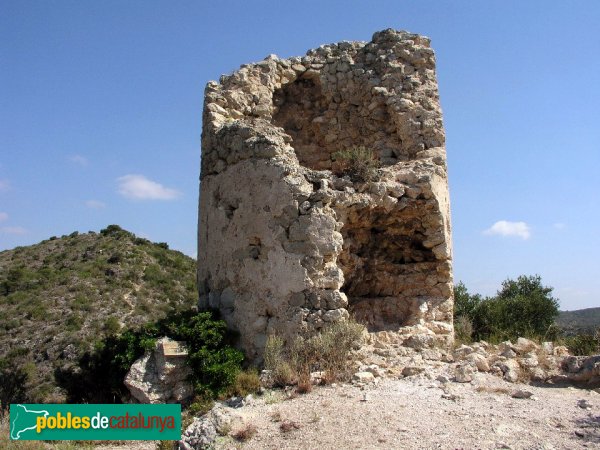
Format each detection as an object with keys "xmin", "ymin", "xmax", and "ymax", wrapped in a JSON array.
[
  {"xmin": 125, "ymin": 337, "xmax": 193, "ymax": 404},
  {"xmin": 454, "ymin": 363, "xmax": 477, "ymax": 383},
  {"xmin": 514, "ymin": 337, "xmax": 538, "ymax": 354},
  {"xmin": 560, "ymin": 355, "xmax": 600, "ymax": 383},
  {"xmin": 467, "ymin": 353, "xmax": 490, "ymax": 372},
  {"xmin": 493, "ymin": 359, "xmax": 521, "ymax": 383},
  {"xmin": 353, "ymin": 371, "xmax": 375, "ymax": 383}
]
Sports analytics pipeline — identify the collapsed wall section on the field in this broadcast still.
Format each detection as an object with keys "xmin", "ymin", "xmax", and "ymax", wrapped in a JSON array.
[{"xmin": 198, "ymin": 29, "xmax": 453, "ymax": 361}]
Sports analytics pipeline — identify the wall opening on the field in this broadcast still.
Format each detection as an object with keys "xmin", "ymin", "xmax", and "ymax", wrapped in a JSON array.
[
  {"xmin": 272, "ymin": 76, "xmax": 330, "ymax": 170},
  {"xmin": 272, "ymin": 73, "xmax": 403, "ymax": 171},
  {"xmin": 337, "ymin": 206, "xmax": 436, "ymax": 332}
]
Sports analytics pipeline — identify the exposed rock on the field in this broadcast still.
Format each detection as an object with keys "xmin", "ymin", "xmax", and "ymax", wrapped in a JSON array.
[
  {"xmin": 124, "ymin": 337, "xmax": 193, "ymax": 404},
  {"xmin": 511, "ymin": 389, "xmax": 533, "ymax": 399},
  {"xmin": 179, "ymin": 417, "xmax": 216, "ymax": 450},
  {"xmin": 197, "ymin": 29, "xmax": 453, "ymax": 361},
  {"xmin": 528, "ymin": 367, "xmax": 548, "ymax": 381},
  {"xmin": 467, "ymin": 353, "xmax": 490, "ymax": 372},
  {"xmin": 554, "ymin": 345, "xmax": 569, "ymax": 357},
  {"xmin": 453, "ymin": 345, "xmax": 475, "ymax": 360},
  {"xmin": 514, "ymin": 337, "xmax": 538, "ymax": 354},
  {"xmin": 493, "ymin": 359, "xmax": 521, "ymax": 383},
  {"xmin": 436, "ymin": 374, "xmax": 451, "ymax": 383},
  {"xmin": 577, "ymin": 399, "xmax": 592, "ymax": 410},
  {"xmin": 500, "ymin": 348, "xmax": 517, "ymax": 359},
  {"xmin": 454, "ymin": 363, "xmax": 476, "ymax": 383},
  {"xmin": 353, "ymin": 371, "xmax": 376, "ymax": 383},
  {"xmin": 559, "ymin": 355, "xmax": 600, "ymax": 384},
  {"xmin": 498, "ymin": 341, "xmax": 516, "ymax": 354},
  {"xmin": 402, "ymin": 366, "xmax": 425, "ymax": 377},
  {"xmin": 541, "ymin": 341, "xmax": 554, "ymax": 354},
  {"xmin": 519, "ymin": 352, "xmax": 538, "ymax": 368},
  {"xmin": 365, "ymin": 364, "xmax": 386, "ymax": 378},
  {"xmin": 421, "ymin": 348, "xmax": 444, "ymax": 361},
  {"xmin": 179, "ymin": 403, "xmax": 245, "ymax": 449}
]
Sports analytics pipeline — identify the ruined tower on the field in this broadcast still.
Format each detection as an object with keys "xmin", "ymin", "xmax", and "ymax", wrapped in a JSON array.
[{"xmin": 198, "ymin": 29, "xmax": 453, "ymax": 360}]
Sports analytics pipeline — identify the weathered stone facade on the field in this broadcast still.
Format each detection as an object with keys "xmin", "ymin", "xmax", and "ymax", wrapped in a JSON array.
[{"xmin": 198, "ymin": 29, "xmax": 453, "ymax": 361}]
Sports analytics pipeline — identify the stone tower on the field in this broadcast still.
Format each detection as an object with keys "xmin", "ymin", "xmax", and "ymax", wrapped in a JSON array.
[{"xmin": 198, "ymin": 29, "xmax": 453, "ymax": 361}]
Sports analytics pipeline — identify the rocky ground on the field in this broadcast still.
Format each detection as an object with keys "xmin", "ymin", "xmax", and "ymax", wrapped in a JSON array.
[
  {"xmin": 176, "ymin": 338, "xmax": 600, "ymax": 450},
  {"xmin": 212, "ymin": 373, "xmax": 599, "ymax": 450},
  {"xmin": 92, "ymin": 337, "xmax": 600, "ymax": 450}
]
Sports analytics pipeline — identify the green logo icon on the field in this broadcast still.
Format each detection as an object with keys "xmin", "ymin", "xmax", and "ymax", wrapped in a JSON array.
[{"xmin": 10, "ymin": 404, "xmax": 181, "ymax": 440}]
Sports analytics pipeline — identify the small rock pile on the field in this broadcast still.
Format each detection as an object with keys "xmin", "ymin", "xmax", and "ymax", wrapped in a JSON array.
[
  {"xmin": 351, "ymin": 336, "xmax": 600, "ymax": 387},
  {"xmin": 452, "ymin": 338, "xmax": 566, "ymax": 383}
]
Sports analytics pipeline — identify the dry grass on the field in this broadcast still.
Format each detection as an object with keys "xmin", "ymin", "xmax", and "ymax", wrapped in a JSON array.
[
  {"xmin": 264, "ymin": 319, "xmax": 365, "ymax": 388},
  {"xmin": 279, "ymin": 420, "xmax": 301, "ymax": 433},
  {"xmin": 296, "ymin": 374, "xmax": 313, "ymax": 394},
  {"xmin": 264, "ymin": 335, "xmax": 295, "ymax": 386},
  {"xmin": 453, "ymin": 315, "xmax": 474, "ymax": 346},
  {"xmin": 225, "ymin": 369, "xmax": 261, "ymax": 397},
  {"xmin": 232, "ymin": 423, "xmax": 257, "ymax": 442},
  {"xmin": 1, "ymin": 413, "xmax": 42, "ymax": 449},
  {"xmin": 270, "ymin": 410, "xmax": 282, "ymax": 422},
  {"xmin": 332, "ymin": 146, "xmax": 381, "ymax": 182}
]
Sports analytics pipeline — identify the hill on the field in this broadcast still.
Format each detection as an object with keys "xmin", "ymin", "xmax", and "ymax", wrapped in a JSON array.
[
  {"xmin": 0, "ymin": 225, "xmax": 197, "ymax": 403},
  {"xmin": 557, "ymin": 307, "xmax": 600, "ymax": 335}
]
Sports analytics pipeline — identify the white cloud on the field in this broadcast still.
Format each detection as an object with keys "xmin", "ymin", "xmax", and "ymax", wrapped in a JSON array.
[
  {"xmin": 69, "ymin": 154, "xmax": 89, "ymax": 167},
  {"xmin": 0, "ymin": 179, "xmax": 10, "ymax": 192},
  {"xmin": 553, "ymin": 222, "xmax": 566, "ymax": 230},
  {"xmin": 0, "ymin": 212, "xmax": 7, "ymax": 222},
  {"xmin": 85, "ymin": 200, "xmax": 106, "ymax": 209},
  {"xmin": 483, "ymin": 220, "xmax": 531, "ymax": 240},
  {"xmin": 117, "ymin": 174, "xmax": 181, "ymax": 200},
  {"xmin": 1, "ymin": 226, "xmax": 28, "ymax": 235}
]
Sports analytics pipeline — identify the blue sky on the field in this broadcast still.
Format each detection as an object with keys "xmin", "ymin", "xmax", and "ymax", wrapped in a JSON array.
[{"xmin": 1, "ymin": 1, "xmax": 599, "ymax": 310}]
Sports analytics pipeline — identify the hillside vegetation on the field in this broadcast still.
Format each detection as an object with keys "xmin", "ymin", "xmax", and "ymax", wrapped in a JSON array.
[
  {"xmin": 557, "ymin": 307, "xmax": 600, "ymax": 335},
  {"xmin": 0, "ymin": 225, "xmax": 197, "ymax": 403}
]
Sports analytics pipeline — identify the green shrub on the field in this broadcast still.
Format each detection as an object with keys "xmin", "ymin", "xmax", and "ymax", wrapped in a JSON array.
[
  {"xmin": 454, "ymin": 276, "xmax": 560, "ymax": 343},
  {"xmin": 454, "ymin": 281, "xmax": 483, "ymax": 320},
  {"xmin": 187, "ymin": 395, "xmax": 214, "ymax": 416},
  {"xmin": 226, "ymin": 369, "xmax": 261, "ymax": 398},
  {"xmin": 561, "ymin": 331, "xmax": 600, "ymax": 356},
  {"xmin": 103, "ymin": 317, "xmax": 121, "ymax": 335},
  {"xmin": 332, "ymin": 146, "xmax": 380, "ymax": 182},
  {"xmin": 0, "ymin": 359, "xmax": 28, "ymax": 407},
  {"xmin": 476, "ymin": 276, "xmax": 559, "ymax": 341}
]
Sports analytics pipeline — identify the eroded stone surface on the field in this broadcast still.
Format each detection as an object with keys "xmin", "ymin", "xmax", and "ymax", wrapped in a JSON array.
[
  {"xmin": 124, "ymin": 337, "xmax": 193, "ymax": 404},
  {"xmin": 198, "ymin": 29, "xmax": 453, "ymax": 361}
]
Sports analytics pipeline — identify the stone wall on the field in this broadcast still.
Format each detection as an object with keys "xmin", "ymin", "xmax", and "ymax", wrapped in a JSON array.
[{"xmin": 198, "ymin": 29, "xmax": 454, "ymax": 361}]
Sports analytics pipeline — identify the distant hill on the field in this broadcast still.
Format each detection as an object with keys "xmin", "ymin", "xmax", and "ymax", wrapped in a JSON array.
[
  {"xmin": 0, "ymin": 225, "xmax": 197, "ymax": 403},
  {"xmin": 557, "ymin": 307, "xmax": 600, "ymax": 335}
]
